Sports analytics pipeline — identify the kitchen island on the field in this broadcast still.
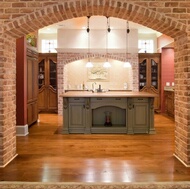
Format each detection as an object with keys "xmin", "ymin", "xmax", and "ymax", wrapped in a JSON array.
[{"xmin": 61, "ymin": 91, "xmax": 156, "ymax": 134}]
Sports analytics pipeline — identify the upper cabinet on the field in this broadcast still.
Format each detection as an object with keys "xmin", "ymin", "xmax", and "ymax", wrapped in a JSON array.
[
  {"xmin": 38, "ymin": 53, "xmax": 57, "ymax": 113},
  {"xmin": 139, "ymin": 53, "xmax": 161, "ymax": 111}
]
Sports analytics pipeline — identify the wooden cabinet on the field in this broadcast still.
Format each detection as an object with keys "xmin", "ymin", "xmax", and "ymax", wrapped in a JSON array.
[
  {"xmin": 63, "ymin": 97, "xmax": 88, "ymax": 134},
  {"xmin": 139, "ymin": 53, "xmax": 161, "ymax": 111},
  {"xmin": 62, "ymin": 95, "xmax": 155, "ymax": 134},
  {"xmin": 38, "ymin": 53, "xmax": 57, "ymax": 113},
  {"xmin": 27, "ymin": 48, "xmax": 38, "ymax": 126},
  {"xmin": 68, "ymin": 98, "xmax": 86, "ymax": 133},
  {"xmin": 164, "ymin": 90, "xmax": 174, "ymax": 118},
  {"xmin": 131, "ymin": 98, "xmax": 149, "ymax": 133}
]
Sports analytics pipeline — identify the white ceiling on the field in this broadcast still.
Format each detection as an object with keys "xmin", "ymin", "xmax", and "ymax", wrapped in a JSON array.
[{"xmin": 39, "ymin": 16, "xmax": 162, "ymax": 36}]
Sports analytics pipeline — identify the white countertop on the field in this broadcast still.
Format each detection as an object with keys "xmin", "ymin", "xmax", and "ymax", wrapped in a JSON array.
[{"xmin": 60, "ymin": 91, "xmax": 157, "ymax": 98}]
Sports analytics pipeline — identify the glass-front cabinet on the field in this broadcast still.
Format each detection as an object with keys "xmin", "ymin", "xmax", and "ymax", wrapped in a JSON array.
[
  {"xmin": 151, "ymin": 59, "xmax": 158, "ymax": 90},
  {"xmin": 49, "ymin": 59, "xmax": 57, "ymax": 90},
  {"xmin": 38, "ymin": 60, "xmax": 45, "ymax": 89},
  {"xmin": 38, "ymin": 53, "xmax": 57, "ymax": 113},
  {"xmin": 138, "ymin": 53, "xmax": 161, "ymax": 111},
  {"xmin": 139, "ymin": 59, "xmax": 147, "ymax": 90}
]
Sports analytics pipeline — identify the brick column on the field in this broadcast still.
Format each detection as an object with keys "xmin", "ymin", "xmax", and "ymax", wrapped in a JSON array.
[
  {"xmin": 174, "ymin": 33, "xmax": 190, "ymax": 166},
  {"xmin": 57, "ymin": 53, "xmax": 65, "ymax": 115},
  {"xmin": 0, "ymin": 33, "xmax": 17, "ymax": 167}
]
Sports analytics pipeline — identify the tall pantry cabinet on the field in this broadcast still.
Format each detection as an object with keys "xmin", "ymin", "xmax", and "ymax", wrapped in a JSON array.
[
  {"xmin": 38, "ymin": 53, "xmax": 57, "ymax": 113},
  {"xmin": 139, "ymin": 53, "xmax": 161, "ymax": 111},
  {"xmin": 27, "ymin": 48, "xmax": 38, "ymax": 125},
  {"xmin": 16, "ymin": 36, "xmax": 38, "ymax": 128}
]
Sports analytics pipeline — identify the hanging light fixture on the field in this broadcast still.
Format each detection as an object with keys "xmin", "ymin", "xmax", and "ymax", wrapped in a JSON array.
[
  {"xmin": 85, "ymin": 16, "xmax": 93, "ymax": 68},
  {"xmin": 124, "ymin": 20, "xmax": 131, "ymax": 68},
  {"xmin": 103, "ymin": 16, "xmax": 111, "ymax": 68}
]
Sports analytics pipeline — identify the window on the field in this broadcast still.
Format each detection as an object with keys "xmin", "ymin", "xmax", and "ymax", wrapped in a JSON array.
[
  {"xmin": 138, "ymin": 40, "xmax": 154, "ymax": 53},
  {"xmin": 41, "ymin": 40, "xmax": 57, "ymax": 53}
]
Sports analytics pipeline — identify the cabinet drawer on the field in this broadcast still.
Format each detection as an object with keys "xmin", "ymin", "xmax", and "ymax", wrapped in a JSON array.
[
  {"xmin": 91, "ymin": 97, "xmax": 127, "ymax": 103},
  {"xmin": 133, "ymin": 98, "xmax": 148, "ymax": 102},
  {"xmin": 69, "ymin": 97, "xmax": 85, "ymax": 102}
]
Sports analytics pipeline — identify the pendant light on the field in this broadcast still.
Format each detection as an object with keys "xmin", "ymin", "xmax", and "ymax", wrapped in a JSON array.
[
  {"xmin": 103, "ymin": 17, "xmax": 111, "ymax": 68},
  {"xmin": 86, "ymin": 16, "xmax": 93, "ymax": 68},
  {"xmin": 124, "ymin": 21, "xmax": 131, "ymax": 68}
]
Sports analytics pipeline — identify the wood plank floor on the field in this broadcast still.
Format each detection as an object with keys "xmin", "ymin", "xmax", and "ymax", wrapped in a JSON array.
[{"xmin": 1, "ymin": 113, "xmax": 190, "ymax": 182}]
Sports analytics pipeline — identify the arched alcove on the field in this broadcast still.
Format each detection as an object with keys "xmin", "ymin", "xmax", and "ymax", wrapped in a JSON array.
[{"xmin": 63, "ymin": 57, "xmax": 133, "ymax": 90}]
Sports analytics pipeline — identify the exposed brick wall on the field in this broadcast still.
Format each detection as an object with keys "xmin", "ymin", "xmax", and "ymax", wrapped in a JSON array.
[
  {"xmin": 0, "ymin": 33, "xmax": 17, "ymax": 167},
  {"xmin": 174, "ymin": 33, "xmax": 190, "ymax": 166},
  {"xmin": 0, "ymin": 0, "xmax": 190, "ymax": 167},
  {"xmin": 57, "ymin": 52, "xmax": 138, "ymax": 115},
  {"xmin": 2, "ymin": 1, "xmax": 186, "ymax": 38}
]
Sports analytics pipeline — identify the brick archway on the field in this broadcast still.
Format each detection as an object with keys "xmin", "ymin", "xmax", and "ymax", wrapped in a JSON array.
[
  {"xmin": 3, "ymin": 1, "xmax": 186, "ymax": 38},
  {"xmin": 0, "ymin": 0, "xmax": 189, "ymax": 167}
]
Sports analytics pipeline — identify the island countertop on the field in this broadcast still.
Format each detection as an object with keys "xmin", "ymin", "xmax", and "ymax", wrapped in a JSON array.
[{"xmin": 60, "ymin": 91, "xmax": 157, "ymax": 98}]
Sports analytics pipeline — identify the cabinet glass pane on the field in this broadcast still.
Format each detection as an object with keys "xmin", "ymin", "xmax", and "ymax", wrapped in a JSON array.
[
  {"xmin": 38, "ymin": 60, "xmax": 45, "ymax": 89},
  {"xmin": 139, "ymin": 59, "xmax": 147, "ymax": 90},
  {"xmin": 151, "ymin": 59, "xmax": 158, "ymax": 89},
  {"xmin": 49, "ymin": 59, "xmax": 57, "ymax": 90}
]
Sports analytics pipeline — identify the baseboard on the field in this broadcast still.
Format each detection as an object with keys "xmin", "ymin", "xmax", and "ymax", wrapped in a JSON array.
[
  {"xmin": 16, "ymin": 124, "xmax": 29, "ymax": 136},
  {"xmin": 173, "ymin": 153, "xmax": 190, "ymax": 167},
  {"xmin": 0, "ymin": 154, "xmax": 18, "ymax": 168}
]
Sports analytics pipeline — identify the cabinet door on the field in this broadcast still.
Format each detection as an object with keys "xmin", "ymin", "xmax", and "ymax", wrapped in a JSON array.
[
  {"xmin": 27, "ymin": 101, "xmax": 38, "ymax": 126},
  {"xmin": 27, "ymin": 54, "xmax": 38, "ymax": 102},
  {"xmin": 38, "ymin": 53, "xmax": 57, "ymax": 113},
  {"xmin": 164, "ymin": 91, "xmax": 174, "ymax": 118},
  {"xmin": 49, "ymin": 59, "xmax": 57, "ymax": 90},
  {"xmin": 38, "ymin": 58, "xmax": 47, "ymax": 111},
  {"xmin": 132, "ymin": 98, "xmax": 149, "ymax": 133},
  {"xmin": 33, "ymin": 57, "xmax": 38, "ymax": 100},
  {"xmin": 27, "ymin": 57, "xmax": 33, "ymax": 103},
  {"xmin": 38, "ymin": 59, "xmax": 45, "ymax": 90},
  {"xmin": 139, "ymin": 58, "xmax": 148, "ymax": 90},
  {"xmin": 139, "ymin": 53, "xmax": 161, "ymax": 111},
  {"xmin": 27, "ymin": 103, "xmax": 33, "ymax": 126},
  {"xmin": 69, "ymin": 103, "xmax": 85, "ymax": 133},
  {"xmin": 48, "ymin": 58, "xmax": 57, "ymax": 111},
  {"xmin": 38, "ymin": 86, "xmax": 48, "ymax": 111}
]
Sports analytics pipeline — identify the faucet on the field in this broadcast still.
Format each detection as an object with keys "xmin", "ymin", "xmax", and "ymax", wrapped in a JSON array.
[
  {"xmin": 97, "ymin": 84, "xmax": 102, "ymax": 92},
  {"xmin": 92, "ymin": 82, "xmax": 96, "ymax": 92}
]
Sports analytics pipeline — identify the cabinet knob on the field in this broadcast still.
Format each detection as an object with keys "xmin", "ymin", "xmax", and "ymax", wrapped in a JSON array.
[
  {"xmin": 138, "ymin": 98, "xmax": 143, "ymax": 100},
  {"xmin": 128, "ymin": 103, "xmax": 133, "ymax": 110},
  {"xmin": 74, "ymin": 98, "xmax": 80, "ymax": 100},
  {"xmin": 115, "ymin": 98, "xmax": 121, "ymax": 100},
  {"xmin": 97, "ymin": 98, "xmax": 102, "ymax": 100}
]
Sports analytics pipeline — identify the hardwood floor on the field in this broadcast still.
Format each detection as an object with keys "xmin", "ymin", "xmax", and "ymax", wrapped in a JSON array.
[{"xmin": 1, "ymin": 113, "xmax": 190, "ymax": 182}]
